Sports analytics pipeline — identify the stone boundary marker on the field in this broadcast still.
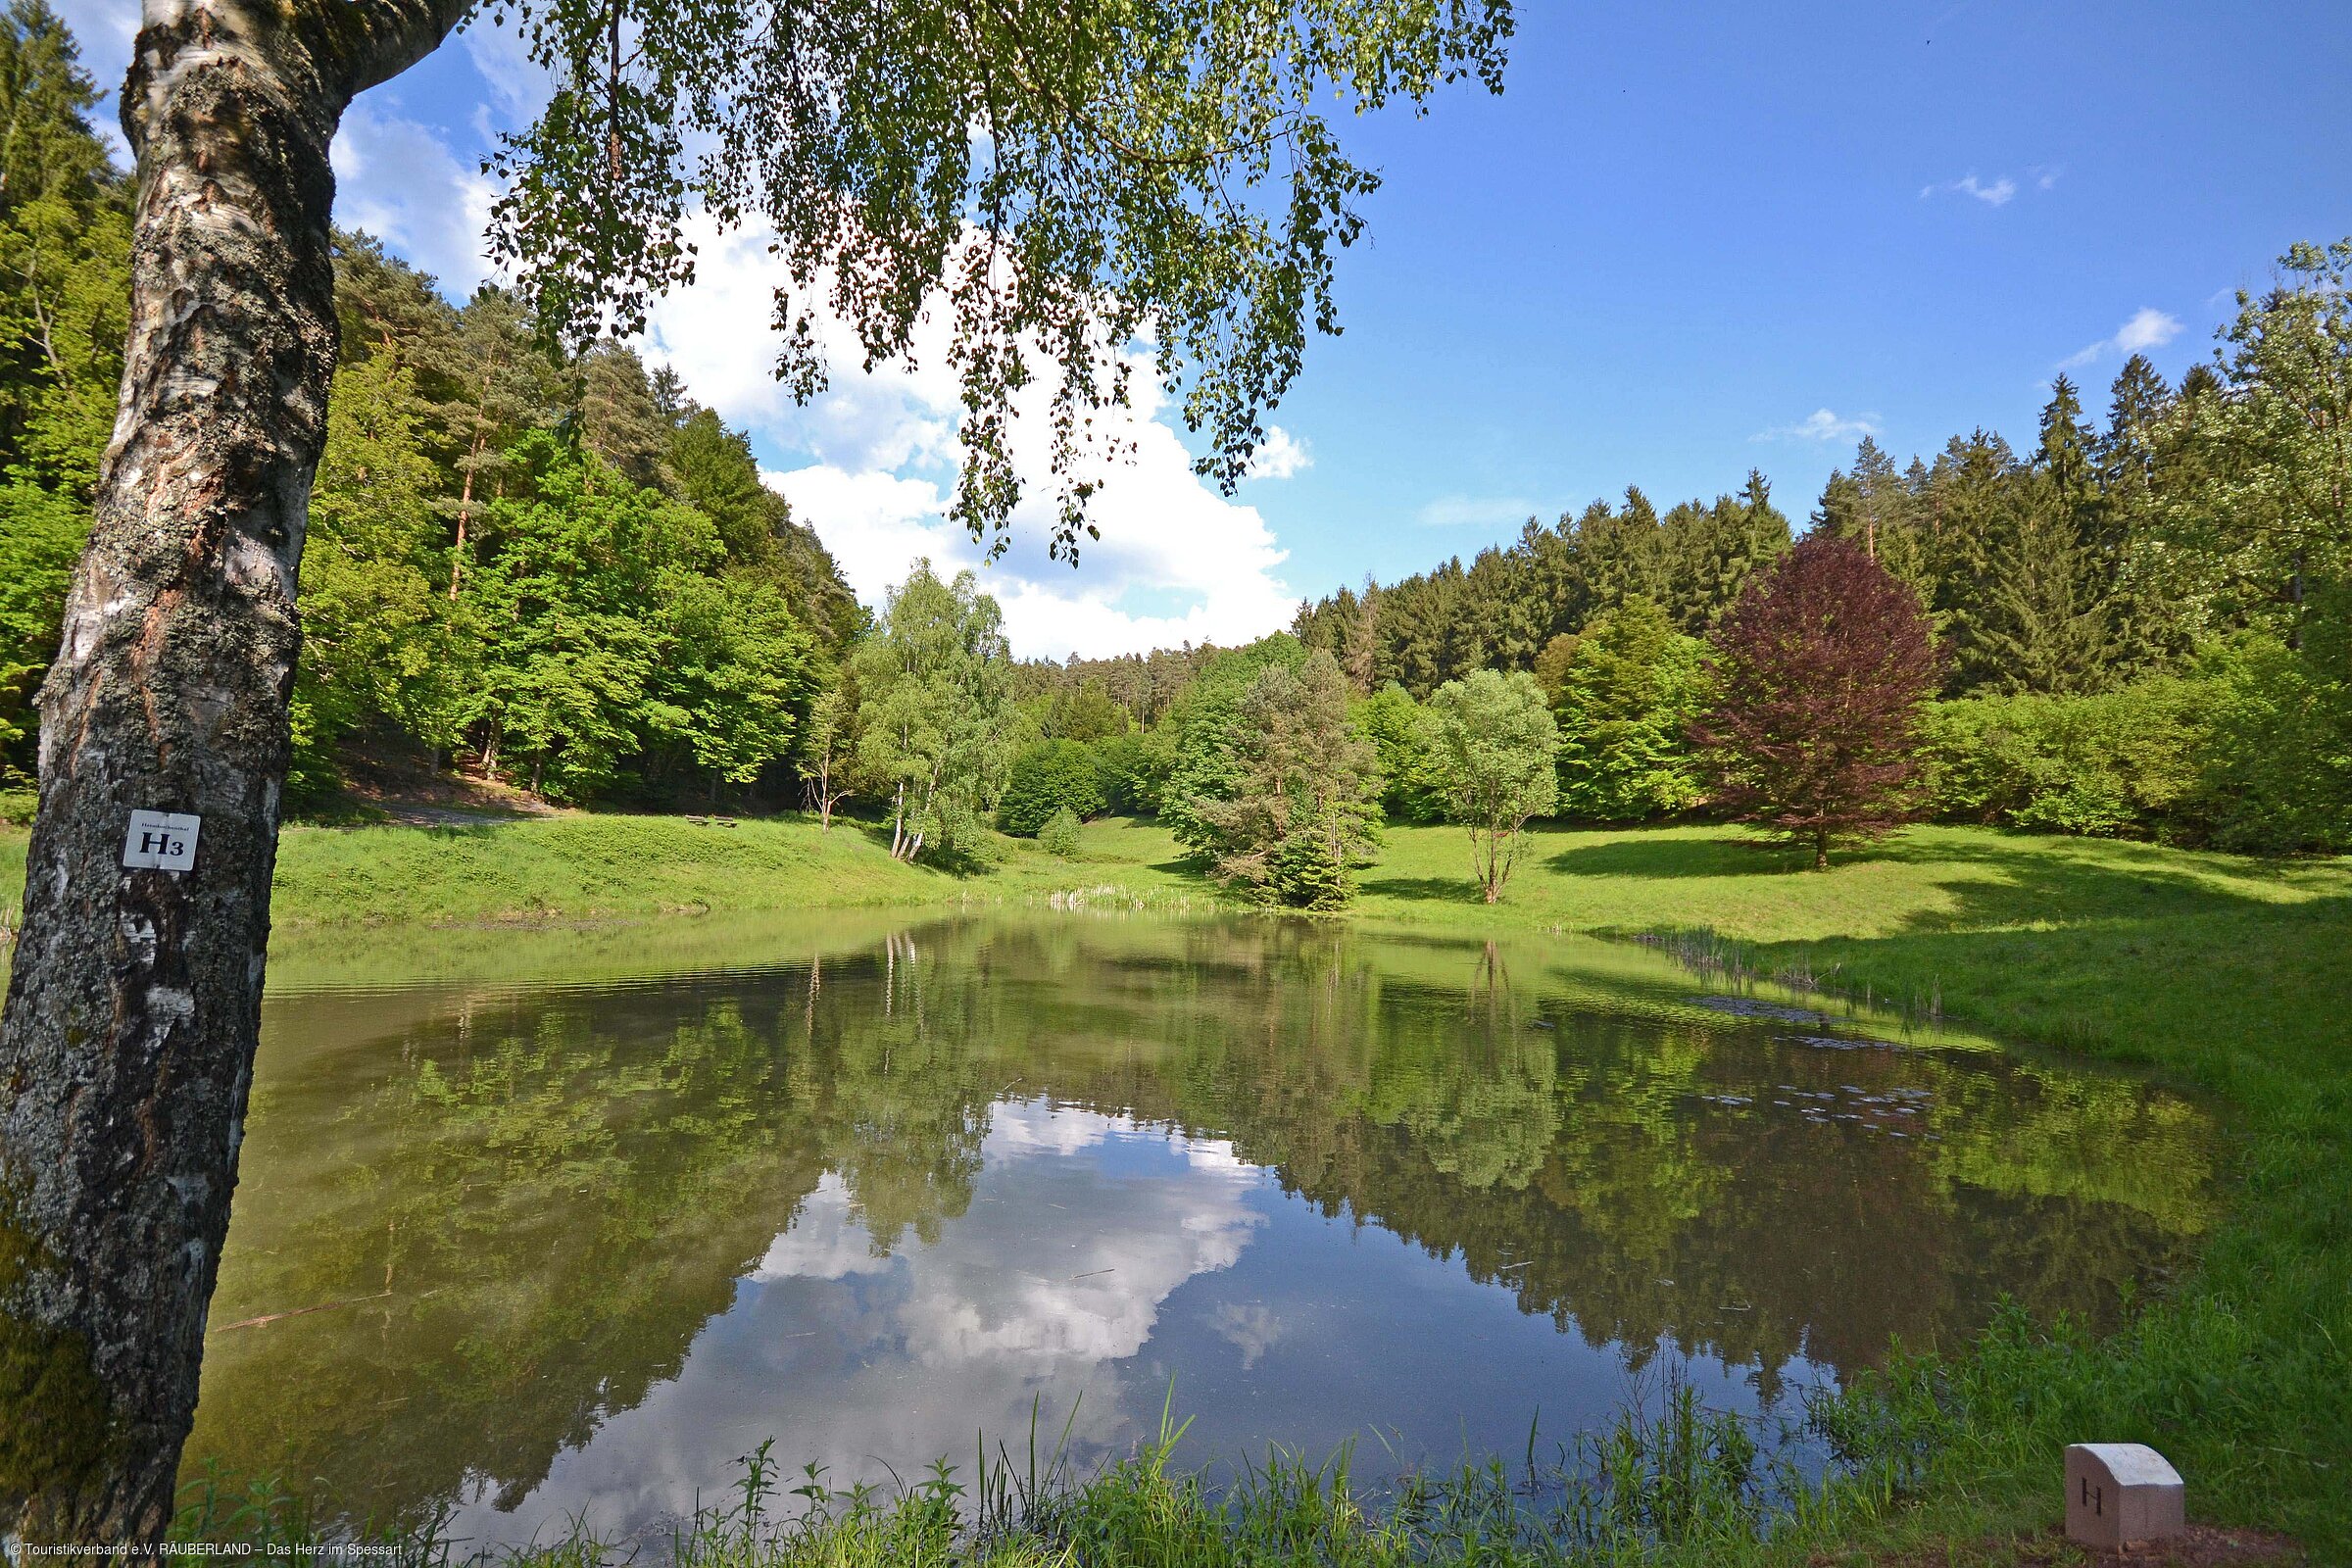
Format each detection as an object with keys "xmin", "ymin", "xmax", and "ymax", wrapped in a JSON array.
[{"xmin": 2067, "ymin": 1443, "xmax": 2186, "ymax": 1548}]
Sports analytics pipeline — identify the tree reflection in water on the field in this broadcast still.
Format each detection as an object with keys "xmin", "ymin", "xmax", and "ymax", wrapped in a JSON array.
[{"xmin": 186, "ymin": 915, "xmax": 2213, "ymax": 1543}]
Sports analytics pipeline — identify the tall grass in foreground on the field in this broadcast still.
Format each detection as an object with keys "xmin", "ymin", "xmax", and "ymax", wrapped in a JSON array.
[{"xmin": 173, "ymin": 1381, "xmax": 1962, "ymax": 1566}]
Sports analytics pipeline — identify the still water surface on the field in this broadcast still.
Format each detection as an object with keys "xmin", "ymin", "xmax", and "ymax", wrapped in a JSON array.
[{"xmin": 185, "ymin": 913, "xmax": 2215, "ymax": 1546}]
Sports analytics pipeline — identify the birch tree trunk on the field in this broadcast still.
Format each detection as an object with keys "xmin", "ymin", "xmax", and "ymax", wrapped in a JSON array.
[{"xmin": 0, "ymin": 0, "xmax": 466, "ymax": 1543}]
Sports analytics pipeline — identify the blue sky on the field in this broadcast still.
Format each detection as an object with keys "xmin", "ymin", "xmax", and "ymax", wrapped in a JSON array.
[{"xmin": 58, "ymin": 1, "xmax": 2352, "ymax": 657}]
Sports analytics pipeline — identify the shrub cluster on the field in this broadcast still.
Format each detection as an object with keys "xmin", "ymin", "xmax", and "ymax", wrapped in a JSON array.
[
  {"xmin": 1921, "ymin": 679, "xmax": 2205, "ymax": 838},
  {"xmin": 1919, "ymin": 637, "xmax": 2352, "ymax": 852},
  {"xmin": 996, "ymin": 740, "xmax": 1109, "ymax": 836},
  {"xmin": 1036, "ymin": 808, "xmax": 1083, "ymax": 858}
]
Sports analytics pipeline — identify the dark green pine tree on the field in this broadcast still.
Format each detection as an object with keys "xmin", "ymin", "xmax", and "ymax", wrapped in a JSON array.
[
  {"xmin": 2101, "ymin": 355, "xmax": 2170, "ymax": 492},
  {"xmin": 1619, "ymin": 486, "xmax": 1671, "ymax": 604},
  {"xmin": 648, "ymin": 364, "xmax": 692, "ymax": 425},
  {"xmin": 1923, "ymin": 430, "xmax": 2022, "ymax": 694},
  {"xmin": 1373, "ymin": 566, "xmax": 1457, "ymax": 697},
  {"xmin": 2036, "ymin": 373, "xmax": 2098, "ymax": 505},
  {"xmin": 2020, "ymin": 375, "xmax": 2119, "ymax": 690},
  {"xmin": 1575, "ymin": 488, "xmax": 1667, "ymax": 615},
  {"xmin": 1815, "ymin": 437, "xmax": 1928, "ymax": 599},
  {"xmin": 1902, "ymin": 456, "xmax": 1935, "ymax": 531},
  {"xmin": 1292, "ymin": 579, "xmax": 1381, "ymax": 694},
  {"xmin": 0, "ymin": 0, "xmax": 132, "ymax": 495},
  {"xmin": 1924, "ymin": 388, "xmax": 2113, "ymax": 697},
  {"xmin": 2096, "ymin": 354, "xmax": 2195, "ymax": 673},
  {"xmin": 1656, "ymin": 498, "xmax": 1706, "ymax": 630},
  {"xmin": 1737, "ymin": 469, "xmax": 1794, "ymax": 573},
  {"xmin": 1464, "ymin": 536, "xmax": 1541, "ymax": 671},
  {"xmin": 573, "ymin": 341, "xmax": 676, "ymax": 492},
  {"xmin": 1431, "ymin": 555, "xmax": 1484, "ymax": 684},
  {"xmin": 1345, "ymin": 580, "xmax": 1382, "ymax": 694},
  {"xmin": 0, "ymin": 0, "xmax": 112, "ymax": 205},
  {"xmin": 1557, "ymin": 498, "xmax": 1616, "ymax": 623},
  {"xmin": 1847, "ymin": 436, "xmax": 1902, "ymax": 557},
  {"xmin": 1292, "ymin": 585, "xmax": 1361, "ymax": 677},
  {"xmin": 1812, "ymin": 465, "xmax": 1862, "ymax": 538},
  {"xmin": 331, "ymin": 231, "xmax": 463, "ymax": 371},
  {"xmin": 1663, "ymin": 470, "xmax": 1788, "ymax": 632},
  {"xmin": 1518, "ymin": 514, "xmax": 1586, "ymax": 647},
  {"xmin": 668, "ymin": 405, "xmax": 784, "ymax": 564},
  {"xmin": 1, "ymin": 0, "xmax": 133, "ymax": 760},
  {"xmin": 1991, "ymin": 475, "xmax": 2112, "ymax": 694},
  {"xmin": 1857, "ymin": 436, "xmax": 1931, "ymax": 596}
]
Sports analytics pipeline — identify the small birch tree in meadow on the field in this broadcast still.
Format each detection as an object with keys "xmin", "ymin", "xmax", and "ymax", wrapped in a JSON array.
[
  {"xmin": 850, "ymin": 563, "xmax": 1012, "ymax": 862},
  {"xmin": 801, "ymin": 681, "xmax": 856, "ymax": 831},
  {"xmin": 1428, "ymin": 669, "xmax": 1560, "ymax": 903},
  {"xmin": 1692, "ymin": 535, "xmax": 1940, "ymax": 868}
]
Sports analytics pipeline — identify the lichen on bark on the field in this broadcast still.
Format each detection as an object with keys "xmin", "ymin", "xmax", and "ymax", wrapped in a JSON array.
[{"xmin": 0, "ymin": 1177, "xmax": 121, "ymax": 1528}]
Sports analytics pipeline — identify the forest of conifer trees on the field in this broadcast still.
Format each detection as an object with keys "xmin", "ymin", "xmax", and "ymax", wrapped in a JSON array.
[
  {"xmin": 1292, "ymin": 355, "xmax": 2279, "ymax": 705},
  {"xmin": 5, "ymin": 0, "xmax": 2348, "ymax": 856}
]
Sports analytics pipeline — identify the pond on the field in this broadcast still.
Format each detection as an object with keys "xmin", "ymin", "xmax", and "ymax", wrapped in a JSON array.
[{"xmin": 182, "ymin": 911, "xmax": 2216, "ymax": 1548}]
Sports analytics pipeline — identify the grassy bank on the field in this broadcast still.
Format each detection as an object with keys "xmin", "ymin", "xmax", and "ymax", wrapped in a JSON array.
[
  {"xmin": 0, "ymin": 811, "xmax": 1217, "ymax": 934},
  {"xmin": 6, "ymin": 810, "xmax": 2347, "ymax": 1558}
]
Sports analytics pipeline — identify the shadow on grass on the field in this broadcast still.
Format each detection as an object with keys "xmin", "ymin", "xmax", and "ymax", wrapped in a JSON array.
[
  {"xmin": 1860, "ymin": 832, "xmax": 2337, "ymax": 936},
  {"xmin": 1542, "ymin": 835, "xmax": 1812, "ymax": 880},
  {"xmin": 1546, "ymin": 823, "xmax": 2342, "ymax": 937},
  {"xmin": 1356, "ymin": 874, "xmax": 1491, "ymax": 906}
]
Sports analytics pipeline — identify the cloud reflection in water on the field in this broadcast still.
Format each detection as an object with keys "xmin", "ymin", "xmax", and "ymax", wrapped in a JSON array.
[{"xmin": 447, "ymin": 1103, "xmax": 1268, "ymax": 1545}]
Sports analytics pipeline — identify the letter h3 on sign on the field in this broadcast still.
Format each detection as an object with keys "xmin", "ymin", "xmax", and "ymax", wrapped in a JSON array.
[{"xmin": 122, "ymin": 808, "xmax": 202, "ymax": 872}]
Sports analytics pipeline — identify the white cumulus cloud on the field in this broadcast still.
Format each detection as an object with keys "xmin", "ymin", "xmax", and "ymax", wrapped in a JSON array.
[
  {"xmin": 751, "ymin": 1175, "xmax": 898, "ymax": 1283},
  {"xmin": 2057, "ymin": 306, "xmax": 2184, "ymax": 370},
  {"xmin": 329, "ymin": 106, "xmax": 501, "ymax": 296},
  {"xmin": 1245, "ymin": 425, "xmax": 1312, "ymax": 481},
  {"xmin": 2115, "ymin": 306, "xmax": 2185, "ymax": 354},
  {"xmin": 1416, "ymin": 494, "xmax": 1540, "ymax": 529},
  {"xmin": 1752, "ymin": 408, "xmax": 1883, "ymax": 444},
  {"xmin": 458, "ymin": 12, "xmax": 558, "ymax": 124},
  {"xmin": 646, "ymin": 220, "xmax": 1300, "ymax": 659},
  {"xmin": 1920, "ymin": 172, "xmax": 2018, "ymax": 207},
  {"xmin": 448, "ymin": 1102, "xmax": 1270, "ymax": 1547}
]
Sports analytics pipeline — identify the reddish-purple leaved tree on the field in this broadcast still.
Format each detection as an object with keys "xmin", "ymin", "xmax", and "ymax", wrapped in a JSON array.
[{"xmin": 1692, "ymin": 534, "xmax": 1940, "ymax": 868}]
